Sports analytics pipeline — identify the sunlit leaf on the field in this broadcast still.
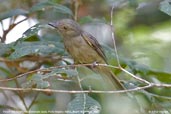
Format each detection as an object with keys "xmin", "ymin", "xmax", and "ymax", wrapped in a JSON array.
[
  {"xmin": 0, "ymin": 9, "xmax": 28, "ymax": 20},
  {"xmin": 9, "ymin": 41, "xmax": 64, "ymax": 59},
  {"xmin": 67, "ymin": 94, "xmax": 101, "ymax": 114},
  {"xmin": 159, "ymin": 0, "xmax": 171, "ymax": 16}
]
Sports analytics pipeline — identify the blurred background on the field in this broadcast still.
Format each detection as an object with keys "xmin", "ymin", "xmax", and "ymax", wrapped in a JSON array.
[{"xmin": 0, "ymin": 0, "xmax": 171, "ymax": 114}]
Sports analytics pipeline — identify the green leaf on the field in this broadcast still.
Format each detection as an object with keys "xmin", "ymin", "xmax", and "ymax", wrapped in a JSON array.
[
  {"xmin": 125, "ymin": 59, "xmax": 171, "ymax": 83},
  {"xmin": 9, "ymin": 41, "xmax": 64, "ymax": 59},
  {"xmin": 0, "ymin": 104, "xmax": 22, "ymax": 111},
  {"xmin": 159, "ymin": 0, "xmax": 171, "ymax": 16},
  {"xmin": 148, "ymin": 70, "xmax": 171, "ymax": 83},
  {"xmin": 22, "ymin": 23, "xmax": 46, "ymax": 39},
  {"xmin": 0, "ymin": 66, "xmax": 11, "ymax": 78},
  {"xmin": 126, "ymin": 60, "xmax": 150, "ymax": 75},
  {"xmin": 22, "ymin": 68, "xmax": 77, "ymax": 88},
  {"xmin": 79, "ymin": 16, "xmax": 94, "ymax": 24},
  {"xmin": 67, "ymin": 94, "xmax": 101, "ymax": 114},
  {"xmin": 18, "ymin": 23, "xmax": 46, "ymax": 42},
  {"xmin": 103, "ymin": 45, "xmax": 171, "ymax": 83},
  {"xmin": 79, "ymin": 16, "xmax": 106, "ymax": 24},
  {"xmin": 22, "ymin": 74, "xmax": 50, "ymax": 89},
  {"xmin": 36, "ymin": 80, "xmax": 50, "ymax": 89},
  {"xmin": 0, "ymin": 9, "xmax": 28, "ymax": 21},
  {"xmin": 44, "ymin": 68, "xmax": 78, "ymax": 78},
  {"xmin": 30, "ymin": 1, "xmax": 73, "ymax": 15},
  {"xmin": 128, "ymin": 0, "xmax": 138, "ymax": 7},
  {"xmin": 0, "ymin": 43, "xmax": 11, "ymax": 56}
]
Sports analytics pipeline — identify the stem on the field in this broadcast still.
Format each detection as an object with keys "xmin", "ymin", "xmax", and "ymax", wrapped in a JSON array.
[
  {"xmin": 72, "ymin": 0, "xmax": 81, "ymax": 21},
  {"xmin": 28, "ymin": 92, "xmax": 40, "ymax": 110},
  {"xmin": 14, "ymin": 79, "xmax": 29, "ymax": 111},
  {"xmin": 110, "ymin": 5, "xmax": 121, "ymax": 67},
  {"xmin": 76, "ymin": 73, "xmax": 86, "ymax": 113},
  {"xmin": 1, "ymin": 17, "xmax": 28, "ymax": 43}
]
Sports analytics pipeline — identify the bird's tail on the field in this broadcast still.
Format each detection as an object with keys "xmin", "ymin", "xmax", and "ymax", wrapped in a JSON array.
[{"xmin": 95, "ymin": 66, "xmax": 125, "ymax": 90}]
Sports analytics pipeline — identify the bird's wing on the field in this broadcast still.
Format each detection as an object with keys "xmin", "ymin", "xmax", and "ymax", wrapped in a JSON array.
[{"xmin": 81, "ymin": 31, "xmax": 107, "ymax": 63}]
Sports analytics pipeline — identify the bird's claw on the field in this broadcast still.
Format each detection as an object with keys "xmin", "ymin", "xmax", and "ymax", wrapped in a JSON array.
[{"xmin": 91, "ymin": 61, "xmax": 99, "ymax": 68}]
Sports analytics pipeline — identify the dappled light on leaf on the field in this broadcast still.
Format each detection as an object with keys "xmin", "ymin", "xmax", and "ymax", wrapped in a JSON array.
[{"xmin": 67, "ymin": 94, "xmax": 101, "ymax": 114}]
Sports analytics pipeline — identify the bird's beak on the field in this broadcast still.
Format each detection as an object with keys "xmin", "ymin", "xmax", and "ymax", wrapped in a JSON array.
[{"xmin": 48, "ymin": 22, "xmax": 58, "ymax": 29}]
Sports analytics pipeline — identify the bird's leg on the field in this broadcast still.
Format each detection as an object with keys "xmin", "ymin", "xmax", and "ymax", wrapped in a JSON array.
[{"xmin": 91, "ymin": 61, "xmax": 99, "ymax": 68}]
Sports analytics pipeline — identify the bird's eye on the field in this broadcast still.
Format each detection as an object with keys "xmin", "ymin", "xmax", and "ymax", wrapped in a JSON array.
[{"xmin": 63, "ymin": 26, "xmax": 67, "ymax": 30}]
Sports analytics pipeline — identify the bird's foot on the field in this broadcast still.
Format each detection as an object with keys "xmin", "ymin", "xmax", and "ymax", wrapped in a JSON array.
[{"xmin": 91, "ymin": 61, "xmax": 99, "ymax": 68}]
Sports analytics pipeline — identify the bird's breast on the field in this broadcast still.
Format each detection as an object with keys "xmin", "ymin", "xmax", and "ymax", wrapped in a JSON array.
[{"xmin": 63, "ymin": 35, "xmax": 105, "ymax": 64}]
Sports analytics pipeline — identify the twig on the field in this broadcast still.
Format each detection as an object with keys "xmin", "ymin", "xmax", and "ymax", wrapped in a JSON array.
[
  {"xmin": 120, "ymin": 67, "xmax": 151, "ymax": 85},
  {"xmin": 110, "ymin": 5, "xmax": 121, "ymax": 67},
  {"xmin": 14, "ymin": 79, "xmax": 28, "ymax": 110},
  {"xmin": 1, "ymin": 17, "xmax": 28, "ymax": 43},
  {"xmin": 76, "ymin": 74, "xmax": 86, "ymax": 113},
  {"xmin": 0, "ymin": 21, "xmax": 5, "ymax": 32},
  {"xmin": 72, "ymin": 0, "xmax": 80, "ymax": 21},
  {"xmin": 0, "ymin": 63, "xmax": 171, "ymax": 87},
  {"xmin": 143, "ymin": 91, "xmax": 171, "ymax": 100},
  {"xmin": 28, "ymin": 92, "xmax": 40, "ymax": 110},
  {"xmin": 0, "ymin": 61, "xmax": 171, "ymax": 95},
  {"xmin": 0, "ymin": 83, "xmax": 170, "ymax": 94},
  {"xmin": 0, "ymin": 63, "xmax": 105, "ymax": 82}
]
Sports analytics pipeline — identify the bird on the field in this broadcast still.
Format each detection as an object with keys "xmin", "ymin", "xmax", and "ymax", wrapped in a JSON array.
[{"xmin": 48, "ymin": 19, "xmax": 125, "ymax": 90}]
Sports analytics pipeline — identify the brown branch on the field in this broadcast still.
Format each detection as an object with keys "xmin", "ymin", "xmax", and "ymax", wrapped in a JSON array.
[
  {"xmin": 14, "ymin": 79, "xmax": 28, "ymax": 110},
  {"xmin": 28, "ymin": 92, "xmax": 40, "ymax": 110},
  {"xmin": 0, "ymin": 63, "xmax": 170, "ymax": 88},
  {"xmin": 0, "ymin": 21, "xmax": 5, "ymax": 32},
  {"xmin": 0, "ymin": 83, "xmax": 170, "ymax": 94},
  {"xmin": 1, "ymin": 17, "xmax": 28, "ymax": 43},
  {"xmin": 0, "ymin": 63, "xmax": 119, "ymax": 82},
  {"xmin": 110, "ymin": 5, "xmax": 121, "ymax": 67},
  {"xmin": 0, "ymin": 62, "xmax": 170, "ymax": 96},
  {"xmin": 120, "ymin": 67, "xmax": 151, "ymax": 85}
]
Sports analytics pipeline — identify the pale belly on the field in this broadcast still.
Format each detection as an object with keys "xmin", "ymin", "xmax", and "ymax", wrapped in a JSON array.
[{"xmin": 63, "ymin": 36, "xmax": 105, "ymax": 64}]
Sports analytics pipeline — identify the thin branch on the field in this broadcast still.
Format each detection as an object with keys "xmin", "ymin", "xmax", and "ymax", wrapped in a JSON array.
[
  {"xmin": 0, "ymin": 63, "xmax": 120, "ymax": 82},
  {"xmin": 110, "ymin": 5, "xmax": 121, "ymax": 67},
  {"xmin": 0, "ymin": 72, "xmax": 171, "ymax": 94},
  {"xmin": 0, "ymin": 63, "xmax": 98, "ymax": 82},
  {"xmin": 73, "ymin": 0, "xmax": 79, "ymax": 21},
  {"xmin": 9, "ymin": 16, "xmax": 15, "ymax": 26},
  {"xmin": 28, "ymin": 92, "xmax": 40, "ymax": 110},
  {"xmin": 0, "ymin": 62, "xmax": 170, "ymax": 95},
  {"xmin": 0, "ymin": 21, "xmax": 5, "ymax": 32},
  {"xmin": 0, "ymin": 63, "xmax": 171, "ymax": 87},
  {"xmin": 76, "ymin": 74, "xmax": 86, "ymax": 113},
  {"xmin": 120, "ymin": 67, "xmax": 151, "ymax": 85},
  {"xmin": 0, "ymin": 83, "xmax": 169, "ymax": 94},
  {"xmin": 143, "ymin": 91, "xmax": 171, "ymax": 100},
  {"xmin": 1, "ymin": 17, "xmax": 28, "ymax": 43},
  {"xmin": 15, "ymin": 17, "xmax": 28, "ymax": 25},
  {"xmin": 14, "ymin": 79, "xmax": 28, "ymax": 110}
]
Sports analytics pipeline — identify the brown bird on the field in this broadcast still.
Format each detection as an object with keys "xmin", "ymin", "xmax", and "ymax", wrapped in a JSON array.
[{"xmin": 48, "ymin": 19, "xmax": 124, "ymax": 90}]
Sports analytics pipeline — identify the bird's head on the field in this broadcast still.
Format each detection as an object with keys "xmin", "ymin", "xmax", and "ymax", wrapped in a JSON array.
[{"xmin": 48, "ymin": 19, "xmax": 82, "ymax": 37}]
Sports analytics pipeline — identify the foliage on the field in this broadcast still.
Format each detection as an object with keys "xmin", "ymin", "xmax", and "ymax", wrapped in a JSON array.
[
  {"xmin": 160, "ymin": 0, "xmax": 171, "ymax": 16},
  {"xmin": 67, "ymin": 94, "xmax": 101, "ymax": 114},
  {"xmin": 0, "ymin": 0, "xmax": 171, "ymax": 114}
]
